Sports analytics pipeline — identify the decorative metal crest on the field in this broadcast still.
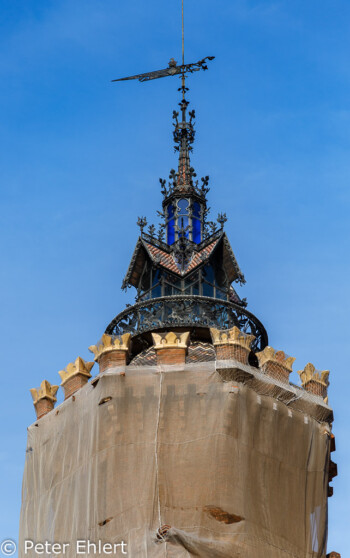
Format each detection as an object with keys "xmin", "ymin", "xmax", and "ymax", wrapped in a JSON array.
[
  {"xmin": 106, "ymin": 295, "xmax": 268, "ymax": 352},
  {"xmin": 111, "ymin": 56, "xmax": 215, "ymax": 83}
]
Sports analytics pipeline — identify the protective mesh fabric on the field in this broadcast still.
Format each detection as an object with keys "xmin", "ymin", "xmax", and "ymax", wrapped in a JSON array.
[
  {"xmin": 130, "ymin": 342, "xmax": 216, "ymax": 367},
  {"xmin": 216, "ymin": 359, "xmax": 333, "ymax": 424},
  {"xmin": 19, "ymin": 362, "xmax": 330, "ymax": 557}
]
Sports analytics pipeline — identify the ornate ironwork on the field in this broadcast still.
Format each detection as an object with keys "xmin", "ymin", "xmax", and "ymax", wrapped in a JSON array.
[
  {"xmin": 105, "ymin": 295, "xmax": 268, "ymax": 352},
  {"xmin": 137, "ymin": 216, "xmax": 147, "ymax": 235},
  {"xmin": 172, "ymin": 233, "xmax": 193, "ymax": 272},
  {"xmin": 217, "ymin": 212, "xmax": 228, "ymax": 229},
  {"xmin": 111, "ymin": 56, "xmax": 215, "ymax": 83},
  {"xmin": 110, "ymin": 12, "xmax": 264, "ymax": 347}
]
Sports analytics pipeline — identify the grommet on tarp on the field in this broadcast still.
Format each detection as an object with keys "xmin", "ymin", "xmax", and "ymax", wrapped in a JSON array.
[{"xmin": 156, "ymin": 525, "xmax": 171, "ymax": 541}]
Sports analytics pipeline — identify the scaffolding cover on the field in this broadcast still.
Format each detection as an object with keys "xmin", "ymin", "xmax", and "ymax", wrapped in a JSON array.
[{"xmin": 19, "ymin": 363, "xmax": 330, "ymax": 557}]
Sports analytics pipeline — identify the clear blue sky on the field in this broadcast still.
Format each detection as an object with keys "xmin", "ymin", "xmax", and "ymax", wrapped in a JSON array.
[{"xmin": 0, "ymin": 0, "xmax": 349, "ymax": 555}]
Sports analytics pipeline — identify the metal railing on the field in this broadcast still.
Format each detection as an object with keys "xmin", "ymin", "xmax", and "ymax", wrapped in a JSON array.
[{"xmin": 105, "ymin": 295, "xmax": 268, "ymax": 351}]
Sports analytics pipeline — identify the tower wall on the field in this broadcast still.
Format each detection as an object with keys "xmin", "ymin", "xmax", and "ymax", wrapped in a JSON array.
[{"xmin": 20, "ymin": 359, "xmax": 331, "ymax": 557}]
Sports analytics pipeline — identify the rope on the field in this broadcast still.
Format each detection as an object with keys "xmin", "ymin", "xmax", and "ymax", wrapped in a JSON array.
[{"xmin": 154, "ymin": 368, "xmax": 164, "ymax": 530}]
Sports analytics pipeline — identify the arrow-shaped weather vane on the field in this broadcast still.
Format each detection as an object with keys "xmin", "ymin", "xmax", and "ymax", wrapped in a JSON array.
[
  {"xmin": 111, "ymin": 1, "xmax": 214, "ymax": 88},
  {"xmin": 111, "ymin": 56, "xmax": 215, "ymax": 83},
  {"xmin": 112, "ymin": 0, "xmax": 215, "ymax": 199}
]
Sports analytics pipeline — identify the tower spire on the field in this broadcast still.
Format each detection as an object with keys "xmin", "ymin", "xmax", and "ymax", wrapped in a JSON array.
[
  {"xmin": 112, "ymin": 0, "xmax": 215, "ymax": 242},
  {"xmin": 175, "ymin": 0, "xmax": 193, "ymax": 192},
  {"xmin": 109, "ymin": 2, "xmax": 267, "ymax": 353},
  {"xmin": 173, "ymin": 95, "xmax": 194, "ymax": 192}
]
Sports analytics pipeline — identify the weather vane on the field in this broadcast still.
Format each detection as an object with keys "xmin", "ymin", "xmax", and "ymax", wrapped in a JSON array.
[{"xmin": 111, "ymin": 0, "xmax": 215, "ymax": 91}]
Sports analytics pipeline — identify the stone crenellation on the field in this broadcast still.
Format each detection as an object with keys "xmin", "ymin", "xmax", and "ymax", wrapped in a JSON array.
[
  {"xmin": 29, "ymin": 328, "xmax": 331, "ymax": 417},
  {"xmin": 30, "ymin": 380, "xmax": 59, "ymax": 420},
  {"xmin": 151, "ymin": 331, "xmax": 190, "ymax": 365},
  {"xmin": 297, "ymin": 362, "xmax": 330, "ymax": 402},
  {"xmin": 210, "ymin": 326, "xmax": 255, "ymax": 365},
  {"xmin": 256, "ymin": 346, "xmax": 295, "ymax": 383},
  {"xmin": 59, "ymin": 357, "xmax": 95, "ymax": 400},
  {"xmin": 89, "ymin": 333, "xmax": 131, "ymax": 372},
  {"xmin": 28, "ymin": 329, "xmax": 337, "ymax": 510}
]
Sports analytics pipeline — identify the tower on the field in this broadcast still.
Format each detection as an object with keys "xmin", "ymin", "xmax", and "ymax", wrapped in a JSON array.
[
  {"xmin": 106, "ymin": 82, "xmax": 267, "ymax": 358},
  {"xmin": 20, "ymin": 32, "xmax": 338, "ymax": 558}
]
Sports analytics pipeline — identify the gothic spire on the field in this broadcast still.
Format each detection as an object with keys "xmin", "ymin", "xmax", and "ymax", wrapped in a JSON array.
[{"xmin": 172, "ymin": 94, "xmax": 195, "ymax": 192}]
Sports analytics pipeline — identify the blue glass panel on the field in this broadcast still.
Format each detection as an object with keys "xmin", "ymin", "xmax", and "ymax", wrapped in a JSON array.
[
  {"xmin": 192, "ymin": 217, "xmax": 201, "ymax": 243},
  {"xmin": 152, "ymin": 269, "xmax": 161, "ymax": 286},
  {"xmin": 167, "ymin": 219, "xmax": 175, "ymax": 244},
  {"xmin": 193, "ymin": 201, "xmax": 201, "ymax": 218},
  {"xmin": 167, "ymin": 204, "xmax": 174, "ymax": 218},
  {"xmin": 185, "ymin": 273, "xmax": 198, "ymax": 288},
  {"xmin": 164, "ymin": 283, "xmax": 181, "ymax": 296},
  {"xmin": 203, "ymin": 265, "xmax": 215, "ymax": 284},
  {"xmin": 164, "ymin": 283, "xmax": 172, "ymax": 296},
  {"xmin": 167, "ymin": 204, "xmax": 175, "ymax": 245},
  {"xmin": 192, "ymin": 282, "xmax": 199, "ymax": 296},
  {"xmin": 202, "ymin": 282, "xmax": 213, "ymax": 297},
  {"xmin": 165, "ymin": 274, "xmax": 178, "ymax": 286},
  {"xmin": 177, "ymin": 199, "xmax": 189, "ymax": 215},
  {"xmin": 179, "ymin": 216, "xmax": 189, "ymax": 238},
  {"xmin": 215, "ymin": 288, "xmax": 227, "ymax": 300},
  {"xmin": 152, "ymin": 284, "xmax": 162, "ymax": 298}
]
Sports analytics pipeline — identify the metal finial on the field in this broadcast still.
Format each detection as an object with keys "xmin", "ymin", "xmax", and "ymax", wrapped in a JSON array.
[
  {"xmin": 148, "ymin": 224, "xmax": 156, "ymax": 237},
  {"xmin": 217, "ymin": 212, "xmax": 228, "ymax": 229},
  {"xmin": 137, "ymin": 217, "xmax": 147, "ymax": 235}
]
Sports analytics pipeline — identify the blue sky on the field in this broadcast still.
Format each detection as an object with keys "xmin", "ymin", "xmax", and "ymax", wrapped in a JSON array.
[{"xmin": 0, "ymin": 0, "xmax": 349, "ymax": 554}]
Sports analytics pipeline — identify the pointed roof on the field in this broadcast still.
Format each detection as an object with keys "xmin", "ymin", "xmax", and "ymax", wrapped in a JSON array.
[
  {"xmin": 122, "ymin": 231, "xmax": 244, "ymax": 290},
  {"xmin": 107, "ymin": 54, "xmax": 269, "ymax": 351},
  {"xmin": 174, "ymin": 98, "xmax": 194, "ymax": 192}
]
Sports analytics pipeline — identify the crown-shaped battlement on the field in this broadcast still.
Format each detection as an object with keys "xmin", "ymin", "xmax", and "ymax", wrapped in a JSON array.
[
  {"xmin": 210, "ymin": 326, "xmax": 255, "ymax": 349},
  {"xmin": 30, "ymin": 380, "xmax": 59, "ymax": 405},
  {"xmin": 298, "ymin": 362, "xmax": 330, "ymax": 401},
  {"xmin": 256, "ymin": 346, "xmax": 295, "ymax": 383},
  {"xmin": 210, "ymin": 326, "xmax": 255, "ymax": 365},
  {"xmin": 30, "ymin": 380, "xmax": 59, "ymax": 419},
  {"xmin": 298, "ymin": 362, "xmax": 329, "ymax": 387},
  {"xmin": 89, "ymin": 333, "xmax": 131, "ymax": 361},
  {"xmin": 152, "ymin": 331, "xmax": 190, "ymax": 350},
  {"xmin": 256, "ymin": 346, "xmax": 295, "ymax": 372},
  {"xmin": 59, "ymin": 357, "xmax": 94, "ymax": 386}
]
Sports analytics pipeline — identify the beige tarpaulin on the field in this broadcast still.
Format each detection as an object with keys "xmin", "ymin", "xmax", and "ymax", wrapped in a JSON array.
[{"xmin": 19, "ymin": 362, "xmax": 330, "ymax": 557}]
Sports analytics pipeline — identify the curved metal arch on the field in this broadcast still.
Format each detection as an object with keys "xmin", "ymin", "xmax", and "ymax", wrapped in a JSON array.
[{"xmin": 105, "ymin": 295, "xmax": 268, "ymax": 352}]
